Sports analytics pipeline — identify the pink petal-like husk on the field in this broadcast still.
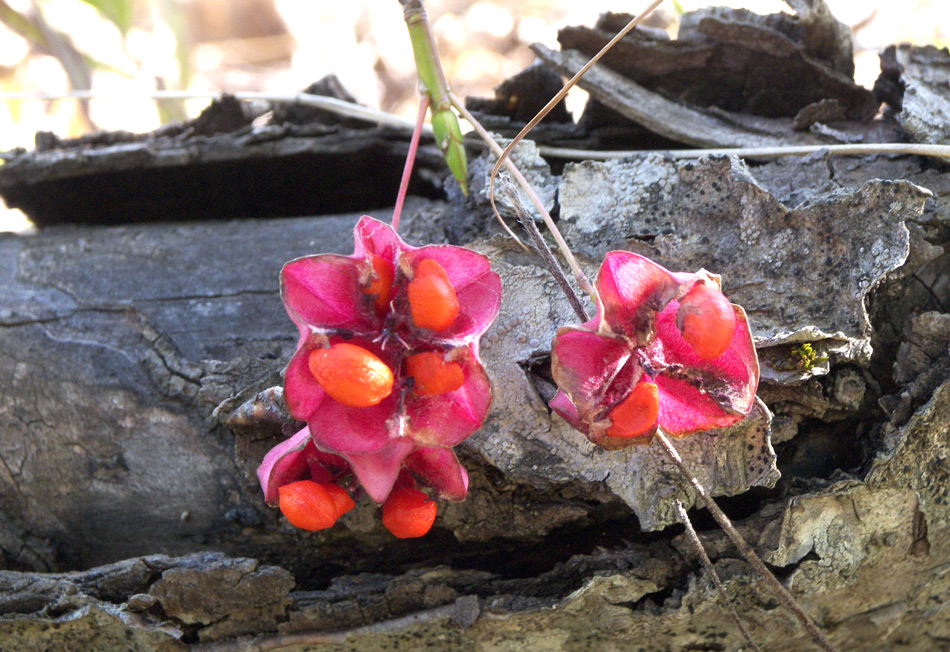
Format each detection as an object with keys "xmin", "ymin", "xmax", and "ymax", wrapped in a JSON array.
[
  {"xmin": 399, "ymin": 246, "xmax": 502, "ymax": 344},
  {"xmin": 283, "ymin": 345, "xmax": 329, "ymax": 423},
  {"xmin": 257, "ymin": 426, "xmax": 312, "ymax": 506},
  {"xmin": 353, "ymin": 215, "xmax": 404, "ymax": 264},
  {"xmin": 403, "ymin": 448, "xmax": 469, "ymax": 501},
  {"xmin": 655, "ymin": 374, "xmax": 743, "ymax": 435},
  {"xmin": 308, "ymin": 393, "xmax": 399, "ymax": 455},
  {"xmin": 281, "ymin": 255, "xmax": 378, "ymax": 340},
  {"xmin": 305, "ymin": 446, "xmax": 350, "ymax": 484},
  {"xmin": 342, "ymin": 439, "xmax": 419, "ymax": 504},
  {"xmin": 550, "ymin": 327, "xmax": 635, "ymax": 416},
  {"xmin": 653, "ymin": 300, "xmax": 759, "ymax": 416},
  {"xmin": 549, "ymin": 390, "xmax": 587, "ymax": 434},
  {"xmin": 405, "ymin": 347, "xmax": 492, "ymax": 448},
  {"xmin": 596, "ymin": 251, "xmax": 694, "ymax": 342}
]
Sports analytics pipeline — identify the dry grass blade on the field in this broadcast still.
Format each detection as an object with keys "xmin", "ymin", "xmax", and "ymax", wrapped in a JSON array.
[{"xmin": 482, "ymin": 0, "xmax": 664, "ymax": 298}]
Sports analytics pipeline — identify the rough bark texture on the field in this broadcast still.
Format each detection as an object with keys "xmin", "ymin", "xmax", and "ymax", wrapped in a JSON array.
[
  {"xmin": 2, "ymin": 3, "xmax": 950, "ymax": 650},
  {"xmin": 1, "ymin": 147, "xmax": 949, "ymax": 650}
]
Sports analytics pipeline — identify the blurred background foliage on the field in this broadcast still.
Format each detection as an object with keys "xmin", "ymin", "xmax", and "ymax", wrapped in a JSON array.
[{"xmin": 0, "ymin": 0, "xmax": 948, "ymax": 231}]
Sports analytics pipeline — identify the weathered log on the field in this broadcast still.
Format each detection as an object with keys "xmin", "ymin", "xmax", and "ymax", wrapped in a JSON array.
[
  {"xmin": 1, "ymin": 146, "xmax": 949, "ymax": 649},
  {"xmin": 2, "ymin": 2, "xmax": 950, "ymax": 645}
]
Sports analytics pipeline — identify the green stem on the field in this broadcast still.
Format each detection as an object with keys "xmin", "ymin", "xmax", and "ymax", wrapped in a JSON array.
[
  {"xmin": 400, "ymin": 0, "xmax": 468, "ymax": 194},
  {"xmin": 401, "ymin": 0, "xmax": 449, "ymax": 109}
]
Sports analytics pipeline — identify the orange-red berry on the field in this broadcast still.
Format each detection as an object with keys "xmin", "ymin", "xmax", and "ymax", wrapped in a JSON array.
[
  {"xmin": 323, "ymin": 483, "xmax": 356, "ymax": 518},
  {"xmin": 408, "ymin": 259, "xmax": 459, "ymax": 332},
  {"xmin": 278, "ymin": 480, "xmax": 338, "ymax": 531},
  {"xmin": 606, "ymin": 381, "xmax": 659, "ymax": 439},
  {"xmin": 405, "ymin": 351, "xmax": 465, "ymax": 396},
  {"xmin": 676, "ymin": 283, "xmax": 736, "ymax": 360},
  {"xmin": 362, "ymin": 254, "xmax": 395, "ymax": 314},
  {"xmin": 308, "ymin": 343, "xmax": 394, "ymax": 407},
  {"xmin": 381, "ymin": 487, "xmax": 437, "ymax": 539}
]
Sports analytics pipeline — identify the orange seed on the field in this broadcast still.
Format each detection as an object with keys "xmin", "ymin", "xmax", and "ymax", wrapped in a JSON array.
[
  {"xmin": 308, "ymin": 343, "xmax": 394, "ymax": 407},
  {"xmin": 278, "ymin": 480, "xmax": 338, "ymax": 531},
  {"xmin": 605, "ymin": 381, "xmax": 659, "ymax": 439},
  {"xmin": 676, "ymin": 284, "xmax": 736, "ymax": 360},
  {"xmin": 381, "ymin": 487, "xmax": 437, "ymax": 539},
  {"xmin": 323, "ymin": 483, "xmax": 356, "ymax": 518},
  {"xmin": 405, "ymin": 351, "xmax": 465, "ymax": 396},
  {"xmin": 362, "ymin": 254, "xmax": 395, "ymax": 314},
  {"xmin": 408, "ymin": 259, "xmax": 459, "ymax": 332}
]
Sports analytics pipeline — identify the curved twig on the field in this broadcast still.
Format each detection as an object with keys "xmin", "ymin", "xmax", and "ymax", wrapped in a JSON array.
[{"xmin": 484, "ymin": 0, "xmax": 664, "ymax": 300}]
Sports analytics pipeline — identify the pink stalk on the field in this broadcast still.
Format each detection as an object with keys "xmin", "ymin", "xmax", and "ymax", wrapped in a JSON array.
[{"xmin": 391, "ymin": 93, "xmax": 430, "ymax": 232}]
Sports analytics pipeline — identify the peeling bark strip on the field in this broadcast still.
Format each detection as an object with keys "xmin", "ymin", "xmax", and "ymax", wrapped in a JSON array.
[
  {"xmin": 533, "ymin": 43, "xmax": 809, "ymax": 150},
  {"xmin": 878, "ymin": 45, "xmax": 950, "ymax": 145},
  {"xmin": 557, "ymin": 4, "xmax": 873, "ymax": 119},
  {"xmin": 0, "ymin": 91, "xmax": 446, "ymax": 228}
]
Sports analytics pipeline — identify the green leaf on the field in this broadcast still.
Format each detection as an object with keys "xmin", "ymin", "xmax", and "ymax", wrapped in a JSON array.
[
  {"xmin": 78, "ymin": 0, "xmax": 132, "ymax": 34},
  {"xmin": 403, "ymin": 0, "xmax": 467, "ymax": 194}
]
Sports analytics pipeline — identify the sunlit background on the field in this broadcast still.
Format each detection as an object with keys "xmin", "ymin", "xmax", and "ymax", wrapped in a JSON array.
[{"xmin": 1, "ymin": 0, "xmax": 948, "ymax": 232}]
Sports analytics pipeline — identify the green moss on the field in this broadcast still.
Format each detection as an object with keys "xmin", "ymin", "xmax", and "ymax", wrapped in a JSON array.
[{"xmin": 783, "ymin": 342, "xmax": 829, "ymax": 372}]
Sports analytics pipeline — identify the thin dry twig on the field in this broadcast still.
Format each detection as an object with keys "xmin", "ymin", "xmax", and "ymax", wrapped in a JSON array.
[
  {"xmin": 447, "ymin": 94, "xmax": 530, "ymax": 249},
  {"xmin": 674, "ymin": 500, "xmax": 765, "ymax": 652},
  {"xmin": 1, "ymin": 89, "xmax": 426, "ymax": 133},
  {"xmin": 459, "ymin": 88, "xmax": 594, "ymax": 295},
  {"xmin": 484, "ymin": 0, "xmax": 664, "ymax": 299},
  {"xmin": 500, "ymin": 177, "xmax": 589, "ymax": 322},
  {"xmin": 656, "ymin": 432, "xmax": 840, "ymax": 652},
  {"xmin": 536, "ymin": 142, "xmax": 950, "ymax": 160}
]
